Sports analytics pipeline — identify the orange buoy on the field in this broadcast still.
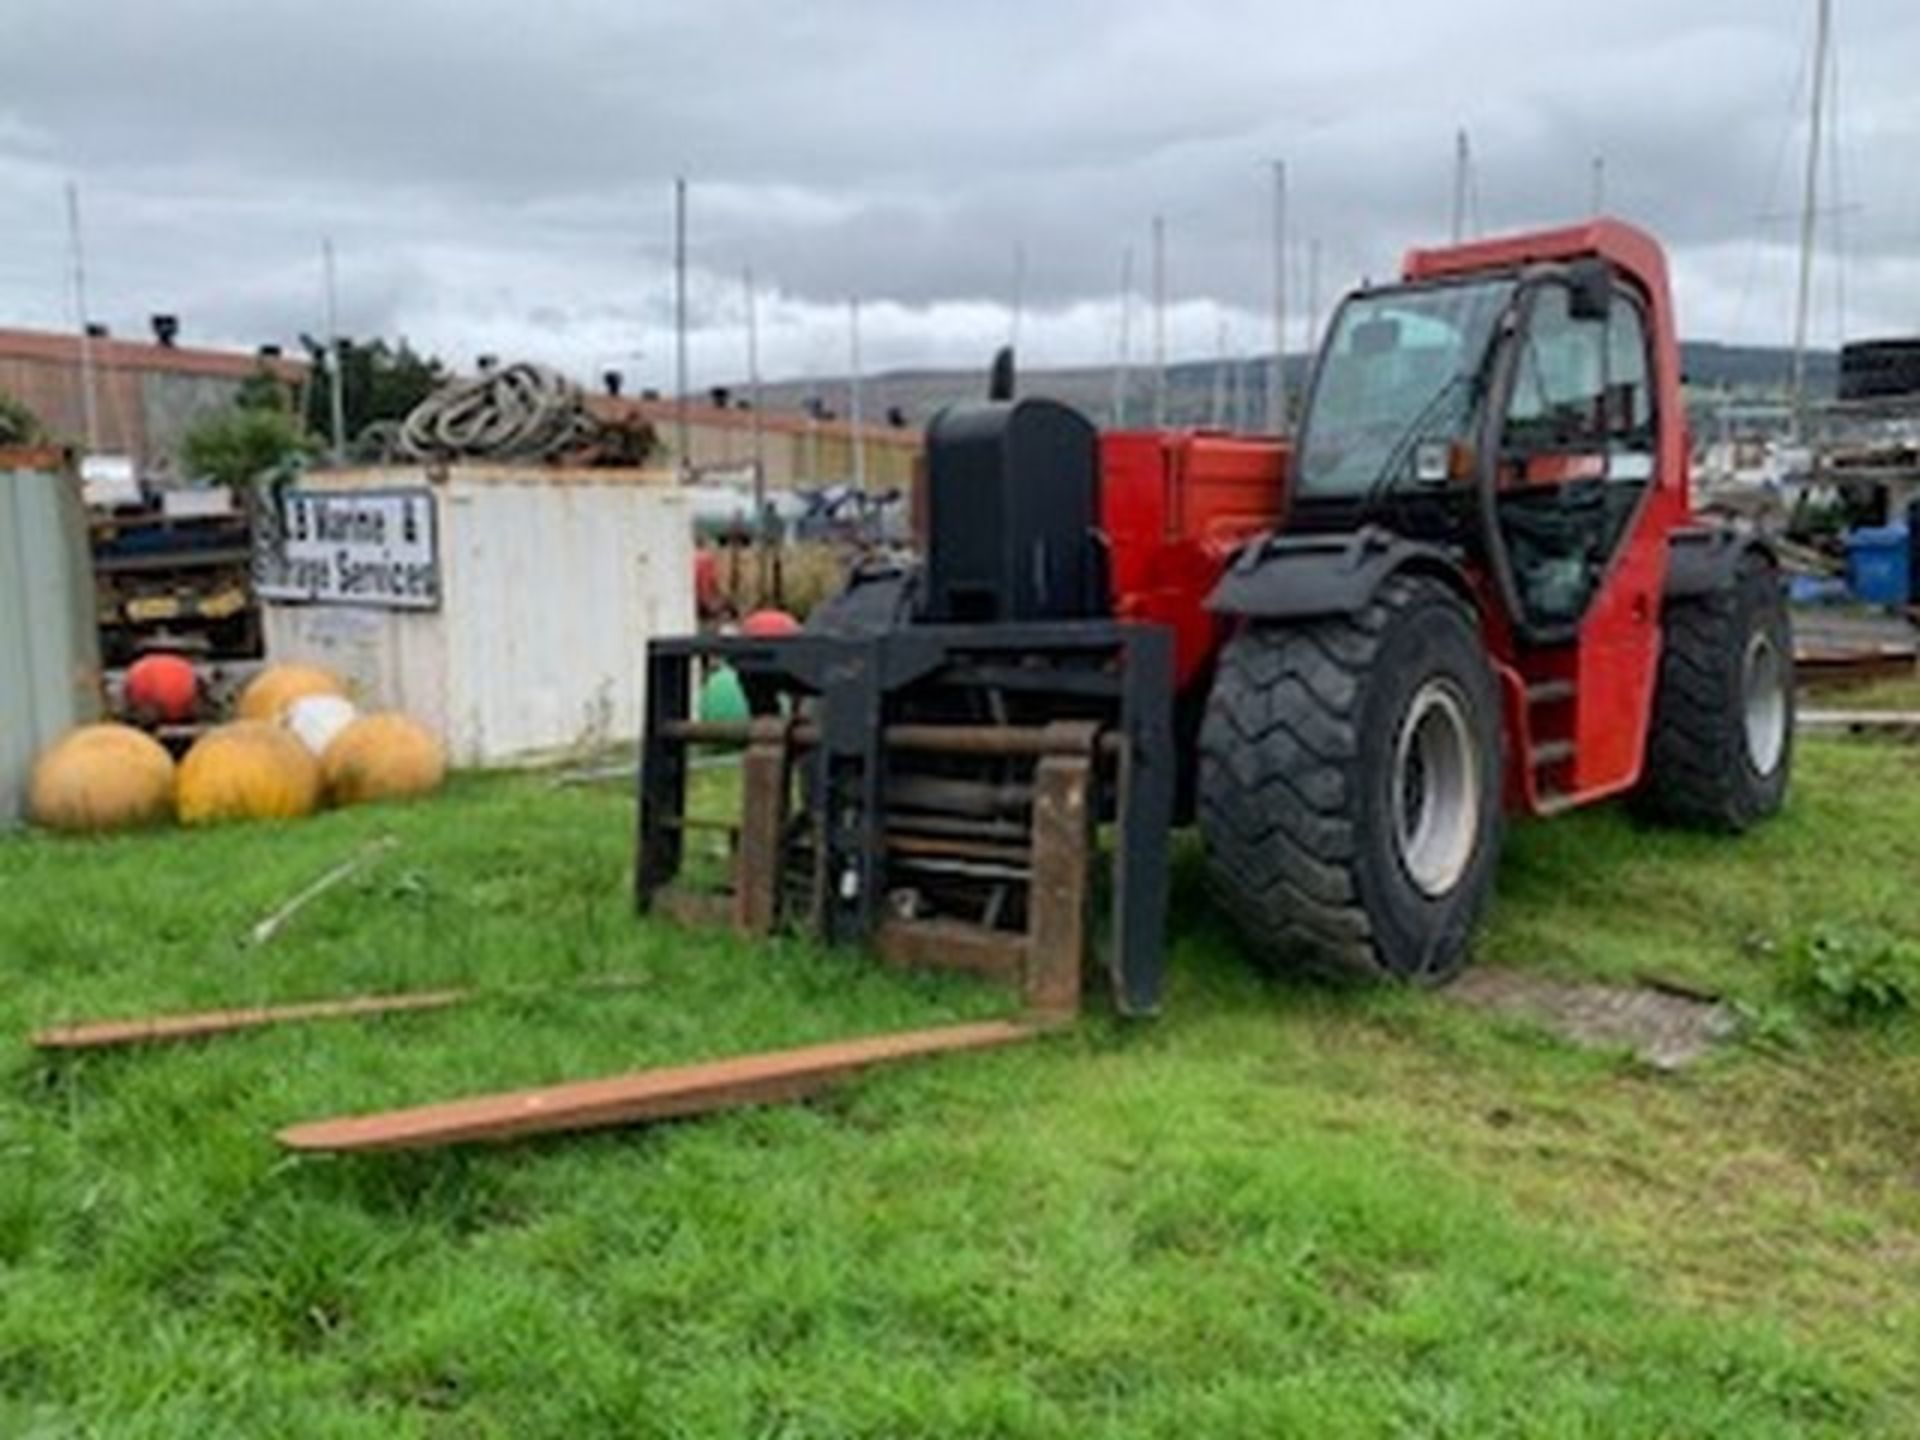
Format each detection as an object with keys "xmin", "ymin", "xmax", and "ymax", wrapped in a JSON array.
[
  {"xmin": 27, "ymin": 724, "xmax": 176, "ymax": 833},
  {"xmin": 236, "ymin": 663, "xmax": 348, "ymax": 723},
  {"xmin": 176, "ymin": 721, "xmax": 323, "ymax": 825}
]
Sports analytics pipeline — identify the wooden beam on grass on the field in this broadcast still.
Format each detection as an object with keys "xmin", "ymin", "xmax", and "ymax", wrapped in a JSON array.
[
  {"xmin": 278, "ymin": 1019, "xmax": 1041, "ymax": 1153},
  {"xmin": 31, "ymin": 974, "xmax": 653, "ymax": 1053},
  {"xmin": 1798, "ymin": 709, "xmax": 1920, "ymax": 741},
  {"xmin": 32, "ymin": 988, "xmax": 472, "ymax": 1052},
  {"xmin": 1794, "ymin": 648, "xmax": 1917, "ymax": 690}
]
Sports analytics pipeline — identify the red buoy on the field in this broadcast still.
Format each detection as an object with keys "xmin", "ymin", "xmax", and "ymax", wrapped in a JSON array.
[
  {"xmin": 125, "ymin": 653, "xmax": 199, "ymax": 723},
  {"xmin": 740, "ymin": 608, "xmax": 802, "ymax": 638},
  {"xmin": 694, "ymin": 550, "xmax": 723, "ymax": 618}
]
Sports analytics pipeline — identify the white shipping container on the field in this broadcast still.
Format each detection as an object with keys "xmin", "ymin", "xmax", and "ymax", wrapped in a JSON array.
[{"xmin": 262, "ymin": 465, "xmax": 694, "ymax": 767}]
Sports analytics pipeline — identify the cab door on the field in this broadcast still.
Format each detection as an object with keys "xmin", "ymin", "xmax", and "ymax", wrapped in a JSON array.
[{"xmin": 1485, "ymin": 274, "xmax": 1666, "ymax": 799}]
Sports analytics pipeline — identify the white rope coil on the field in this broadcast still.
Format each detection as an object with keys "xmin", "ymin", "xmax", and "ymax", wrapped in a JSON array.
[{"xmin": 398, "ymin": 363, "xmax": 596, "ymax": 461}]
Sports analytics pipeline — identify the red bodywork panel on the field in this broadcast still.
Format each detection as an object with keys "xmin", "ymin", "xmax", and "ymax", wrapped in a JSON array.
[
  {"xmin": 1100, "ymin": 429, "xmax": 1288, "ymax": 690},
  {"xmin": 1099, "ymin": 220, "xmax": 1690, "ymax": 817}
]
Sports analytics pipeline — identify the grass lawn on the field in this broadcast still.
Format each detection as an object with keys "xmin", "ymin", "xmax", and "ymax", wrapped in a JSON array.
[{"xmin": 3, "ymin": 739, "xmax": 1919, "ymax": 1436}]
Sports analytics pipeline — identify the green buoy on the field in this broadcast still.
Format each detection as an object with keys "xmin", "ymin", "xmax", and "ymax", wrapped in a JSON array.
[{"xmin": 697, "ymin": 664, "xmax": 750, "ymax": 724}]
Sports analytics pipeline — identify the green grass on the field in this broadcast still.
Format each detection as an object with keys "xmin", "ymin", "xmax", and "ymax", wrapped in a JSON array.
[{"xmin": 3, "ymin": 744, "xmax": 1919, "ymax": 1436}]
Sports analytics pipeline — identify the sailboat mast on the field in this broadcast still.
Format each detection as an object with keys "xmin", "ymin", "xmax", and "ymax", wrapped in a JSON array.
[
  {"xmin": 1449, "ymin": 130, "xmax": 1472, "ymax": 244},
  {"xmin": 744, "ymin": 268, "xmax": 765, "ymax": 543},
  {"xmin": 848, "ymin": 296, "xmax": 865, "ymax": 493},
  {"xmin": 1151, "ymin": 215, "xmax": 1168, "ymax": 428},
  {"xmin": 1269, "ymin": 160, "xmax": 1289, "ymax": 434},
  {"xmin": 1111, "ymin": 246, "xmax": 1134, "ymax": 428},
  {"xmin": 674, "ymin": 175, "xmax": 690, "ymax": 481},
  {"xmin": 323, "ymin": 237, "xmax": 346, "ymax": 463},
  {"xmin": 65, "ymin": 182, "xmax": 101, "ymax": 456},
  {"xmin": 1791, "ymin": 0, "xmax": 1832, "ymax": 440}
]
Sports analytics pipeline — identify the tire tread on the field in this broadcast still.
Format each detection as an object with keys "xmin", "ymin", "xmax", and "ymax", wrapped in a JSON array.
[
  {"xmin": 1198, "ymin": 575, "xmax": 1488, "ymax": 982},
  {"xmin": 1632, "ymin": 555, "xmax": 1792, "ymax": 831}
]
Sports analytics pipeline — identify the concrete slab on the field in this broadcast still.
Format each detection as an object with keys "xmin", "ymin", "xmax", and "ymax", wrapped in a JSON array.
[{"xmin": 1448, "ymin": 967, "xmax": 1738, "ymax": 1071}]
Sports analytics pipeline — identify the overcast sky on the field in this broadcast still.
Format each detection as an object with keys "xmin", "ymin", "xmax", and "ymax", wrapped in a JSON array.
[{"xmin": 1, "ymin": 0, "xmax": 1914, "ymax": 389}]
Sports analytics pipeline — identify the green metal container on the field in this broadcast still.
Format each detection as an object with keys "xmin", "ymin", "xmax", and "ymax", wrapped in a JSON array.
[{"xmin": 1, "ymin": 453, "xmax": 103, "ymax": 827}]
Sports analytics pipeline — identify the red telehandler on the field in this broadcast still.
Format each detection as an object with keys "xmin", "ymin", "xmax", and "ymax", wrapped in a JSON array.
[
  {"xmin": 632, "ymin": 217, "xmax": 1792, "ymax": 1005},
  {"xmin": 40, "ymin": 220, "xmax": 1793, "ymax": 1151}
]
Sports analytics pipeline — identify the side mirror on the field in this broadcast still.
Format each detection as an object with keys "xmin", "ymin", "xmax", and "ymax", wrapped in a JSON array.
[{"xmin": 1567, "ymin": 260, "xmax": 1611, "ymax": 322}]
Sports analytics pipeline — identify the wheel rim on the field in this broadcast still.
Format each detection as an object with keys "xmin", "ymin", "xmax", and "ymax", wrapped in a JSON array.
[
  {"xmin": 1743, "ymin": 631, "xmax": 1787, "ymax": 777},
  {"xmin": 1392, "ymin": 678, "xmax": 1481, "ymax": 898}
]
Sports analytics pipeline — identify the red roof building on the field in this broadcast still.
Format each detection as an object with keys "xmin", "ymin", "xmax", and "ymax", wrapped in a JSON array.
[
  {"xmin": 588, "ymin": 394, "xmax": 921, "ymax": 490},
  {"xmin": 0, "ymin": 326, "xmax": 308, "ymax": 469}
]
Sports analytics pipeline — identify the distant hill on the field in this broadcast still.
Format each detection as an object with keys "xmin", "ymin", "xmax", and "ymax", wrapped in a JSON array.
[
  {"xmin": 737, "ymin": 343, "xmax": 1835, "ymax": 431},
  {"xmin": 1679, "ymin": 341, "xmax": 1836, "ymax": 394}
]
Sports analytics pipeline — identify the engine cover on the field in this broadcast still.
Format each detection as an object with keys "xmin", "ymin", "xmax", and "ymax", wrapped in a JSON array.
[{"xmin": 919, "ymin": 398, "xmax": 1105, "ymax": 623}]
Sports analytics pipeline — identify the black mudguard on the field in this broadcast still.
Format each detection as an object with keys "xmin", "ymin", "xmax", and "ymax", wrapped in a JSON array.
[
  {"xmin": 1664, "ymin": 525, "xmax": 1778, "ymax": 599},
  {"xmin": 1206, "ymin": 524, "xmax": 1473, "ymax": 621}
]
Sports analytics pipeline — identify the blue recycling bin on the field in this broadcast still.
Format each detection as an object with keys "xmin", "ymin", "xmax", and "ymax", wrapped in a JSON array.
[{"xmin": 1846, "ymin": 524, "xmax": 1911, "ymax": 606}]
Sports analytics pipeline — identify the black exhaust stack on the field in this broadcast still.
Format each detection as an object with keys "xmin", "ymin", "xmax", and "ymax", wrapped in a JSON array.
[{"xmin": 988, "ymin": 346, "xmax": 1015, "ymax": 401}]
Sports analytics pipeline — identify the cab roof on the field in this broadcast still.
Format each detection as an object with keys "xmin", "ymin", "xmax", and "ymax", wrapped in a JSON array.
[{"xmin": 1401, "ymin": 218, "xmax": 1670, "ymax": 309}]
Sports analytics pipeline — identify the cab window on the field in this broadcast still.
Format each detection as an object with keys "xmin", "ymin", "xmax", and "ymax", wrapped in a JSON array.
[
  {"xmin": 1503, "ymin": 284, "xmax": 1607, "ymax": 452},
  {"xmin": 1605, "ymin": 299, "xmax": 1654, "ymax": 465}
]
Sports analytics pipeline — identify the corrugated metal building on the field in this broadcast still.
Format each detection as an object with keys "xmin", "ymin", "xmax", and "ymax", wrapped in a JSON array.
[
  {"xmin": 1, "ymin": 451, "xmax": 102, "ymax": 826},
  {"xmin": 0, "ymin": 327, "xmax": 308, "ymax": 470}
]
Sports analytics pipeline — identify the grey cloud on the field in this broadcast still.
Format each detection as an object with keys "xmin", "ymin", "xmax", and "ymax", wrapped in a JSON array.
[{"xmin": 1, "ymin": 0, "xmax": 1914, "ymax": 385}]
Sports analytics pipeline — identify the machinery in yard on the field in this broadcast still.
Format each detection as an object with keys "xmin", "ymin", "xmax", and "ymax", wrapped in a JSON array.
[
  {"xmin": 37, "ymin": 220, "xmax": 1797, "ymax": 1152},
  {"xmin": 635, "ymin": 218, "xmax": 1793, "ymax": 1008}
]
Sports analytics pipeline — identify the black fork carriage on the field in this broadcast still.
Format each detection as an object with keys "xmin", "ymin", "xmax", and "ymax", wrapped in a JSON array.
[{"xmin": 636, "ymin": 622, "xmax": 1175, "ymax": 1018}]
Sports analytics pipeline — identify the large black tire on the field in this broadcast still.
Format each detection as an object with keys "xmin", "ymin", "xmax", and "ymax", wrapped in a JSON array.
[
  {"xmin": 1632, "ymin": 554, "xmax": 1793, "ymax": 831},
  {"xmin": 1198, "ymin": 575, "xmax": 1505, "ymax": 984}
]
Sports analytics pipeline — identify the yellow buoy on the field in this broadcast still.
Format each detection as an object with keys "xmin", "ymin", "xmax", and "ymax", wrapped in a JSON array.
[
  {"xmin": 176, "ymin": 721, "xmax": 323, "ymax": 825},
  {"xmin": 28, "ymin": 724, "xmax": 176, "ymax": 833},
  {"xmin": 236, "ymin": 663, "xmax": 348, "ymax": 723},
  {"xmin": 322, "ymin": 713, "xmax": 447, "ymax": 807}
]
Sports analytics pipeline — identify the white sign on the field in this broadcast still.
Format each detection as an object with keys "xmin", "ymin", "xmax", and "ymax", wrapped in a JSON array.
[{"xmin": 258, "ymin": 488, "xmax": 440, "ymax": 610}]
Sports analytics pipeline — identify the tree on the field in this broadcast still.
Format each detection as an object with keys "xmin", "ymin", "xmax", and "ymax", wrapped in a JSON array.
[
  {"xmin": 180, "ymin": 407, "xmax": 317, "ymax": 489},
  {"xmin": 0, "ymin": 388, "xmax": 43, "ymax": 447},
  {"xmin": 235, "ymin": 364, "xmax": 298, "ymax": 415},
  {"xmin": 301, "ymin": 337, "xmax": 447, "ymax": 442}
]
